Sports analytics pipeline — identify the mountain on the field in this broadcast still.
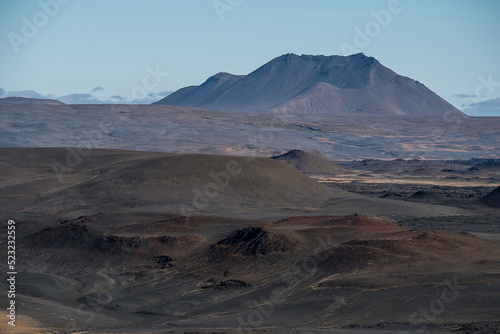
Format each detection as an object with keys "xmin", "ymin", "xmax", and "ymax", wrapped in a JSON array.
[
  {"xmin": 272, "ymin": 149, "xmax": 349, "ymax": 175},
  {"xmin": 0, "ymin": 96, "xmax": 66, "ymax": 105},
  {"xmin": 155, "ymin": 53, "xmax": 465, "ymax": 117}
]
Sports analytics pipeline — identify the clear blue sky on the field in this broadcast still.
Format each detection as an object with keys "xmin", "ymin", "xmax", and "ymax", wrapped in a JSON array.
[{"xmin": 1, "ymin": 0, "xmax": 499, "ymax": 111}]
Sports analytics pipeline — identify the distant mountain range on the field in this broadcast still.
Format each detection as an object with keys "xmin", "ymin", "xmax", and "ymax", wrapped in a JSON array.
[
  {"xmin": 156, "ymin": 53, "xmax": 465, "ymax": 117},
  {"xmin": 463, "ymin": 97, "xmax": 500, "ymax": 116},
  {"xmin": 0, "ymin": 97, "xmax": 66, "ymax": 105}
]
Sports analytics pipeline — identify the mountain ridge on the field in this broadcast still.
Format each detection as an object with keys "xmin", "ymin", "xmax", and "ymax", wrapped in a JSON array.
[
  {"xmin": 155, "ymin": 53, "xmax": 465, "ymax": 117},
  {"xmin": 0, "ymin": 96, "xmax": 66, "ymax": 105}
]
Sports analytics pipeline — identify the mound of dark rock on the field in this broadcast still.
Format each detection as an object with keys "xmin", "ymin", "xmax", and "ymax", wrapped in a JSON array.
[
  {"xmin": 27, "ymin": 223, "xmax": 102, "ymax": 250},
  {"xmin": 212, "ymin": 226, "xmax": 298, "ymax": 256},
  {"xmin": 409, "ymin": 190, "xmax": 447, "ymax": 200},
  {"xmin": 154, "ymin": 255, "xmax": 173, "ymax": 269},
  {"xmin": 482, "ymin": 186, "xmax": 500, "ymax": 208},
  {"xmin": 316, "ymin": 239, "xmax": 406, "ymax": 274},
  {"xmin": 27, "ymin": 223, "xmax": 201, "ymax": 256},
  {"xmin": 317, "ymin": 231, "xmax": 470, "ymax": 274},
  {"xmin": 201, "ymin": 279, "xmax": 251, "ymax": 290}
]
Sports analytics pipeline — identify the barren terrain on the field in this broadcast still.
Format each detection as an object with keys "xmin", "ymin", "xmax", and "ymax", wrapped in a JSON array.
[
  {"xmin": 1, "ymin": 104, "xmax": 500, "ymax": 160},
  {"xmin": 1, "ymin": 147, "xmax": 499, "ymax": 333}
]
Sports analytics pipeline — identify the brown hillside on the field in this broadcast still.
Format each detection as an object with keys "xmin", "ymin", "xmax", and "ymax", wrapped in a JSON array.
[{"xmin": 272, "ymin": 149, "xmax": 349, "ymax": 174}]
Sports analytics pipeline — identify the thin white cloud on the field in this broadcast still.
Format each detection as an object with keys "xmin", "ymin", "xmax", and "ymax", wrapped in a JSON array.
[
  {"xmin": 454, "ymin": 93, "xmax": 476, "ymax": 98},
  {"xmin": 110, "ymin": 95, "xmax": 126, "ymax": 101}
]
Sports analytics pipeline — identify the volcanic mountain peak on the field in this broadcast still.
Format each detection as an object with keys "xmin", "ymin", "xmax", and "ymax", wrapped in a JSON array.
[{"xmin": 156, "ymin": 53, "xmax": 464, "ymax": 117}]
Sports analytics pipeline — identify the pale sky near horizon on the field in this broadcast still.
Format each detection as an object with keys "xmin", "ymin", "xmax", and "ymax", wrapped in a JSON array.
[{"xmin": 0, "ymin": 0, "xmax": 499, "ymax": 112}]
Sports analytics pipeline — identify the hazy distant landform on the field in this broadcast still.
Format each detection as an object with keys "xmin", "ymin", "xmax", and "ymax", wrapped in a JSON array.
[
  {"xmin": 0, "ymin": 96, "xmax": 66, "ymax": 105},
  {"xmin": 1, "ymin": 54, "xmax": 499, "ymax": 333},
  {"xmin": 463, "ymin": 97, "xmax": 500, "ymax": 116}
]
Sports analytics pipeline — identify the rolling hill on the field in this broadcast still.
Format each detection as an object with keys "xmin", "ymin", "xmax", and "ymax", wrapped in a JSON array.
[
  {"xmin": 272, "ymin": 149, "xmax": 349, "ymax": 174},
  {"xmin": 0, "ymin": 147, "xmax": 471, "ymax": 220}
]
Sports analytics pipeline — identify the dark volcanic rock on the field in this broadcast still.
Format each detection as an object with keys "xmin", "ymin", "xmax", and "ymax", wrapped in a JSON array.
[
  {"xmin": 409, "ymin": 190, "xmax": 447, "ymax": 200},
  {"xmin": 482, "ymin": 186, "xmax": 500, "ymax": 208},
  {"xmin": 213, "ymin": 226, "xmax": 298, "ymax": 256},
  {"xmin": 201, "ymin": 279, "xmax": 251, "ymax": 290}
]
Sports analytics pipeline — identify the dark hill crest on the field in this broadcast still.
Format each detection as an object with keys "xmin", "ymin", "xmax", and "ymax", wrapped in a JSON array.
[
  {"xmin": 272, "ymin": 149, "xmax": 349, "ymax": 175},
  {"xmin": 482, "ymin": 186, "xmax": 500, "ymax": 208}
]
